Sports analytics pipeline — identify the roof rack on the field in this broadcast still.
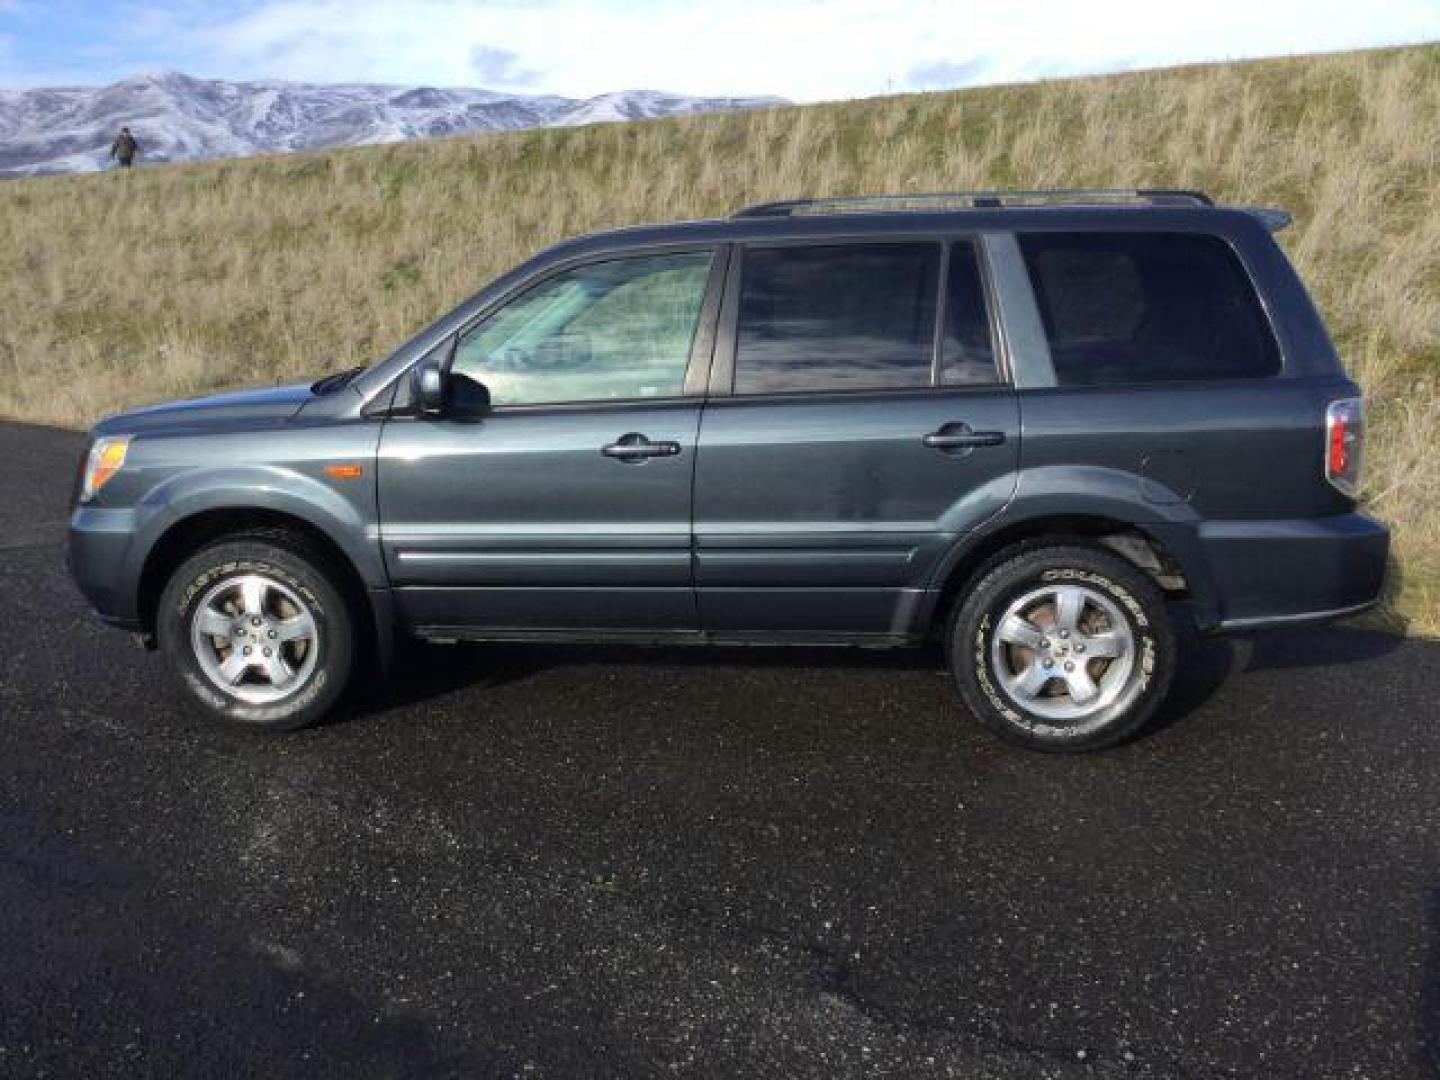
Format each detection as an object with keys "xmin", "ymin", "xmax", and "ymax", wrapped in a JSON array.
[{"xmin": 731, "ymin": 189, "xmax": 1216, "ymax": 218}]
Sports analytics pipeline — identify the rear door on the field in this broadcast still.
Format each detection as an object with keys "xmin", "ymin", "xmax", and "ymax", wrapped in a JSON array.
[
  {"xmin": 693, "ymin": 238, "xmax": 1020, "ymax": 637},
  {"xmin": 377, "ymin": 247, "xmax": 723, "ymax": 634}
]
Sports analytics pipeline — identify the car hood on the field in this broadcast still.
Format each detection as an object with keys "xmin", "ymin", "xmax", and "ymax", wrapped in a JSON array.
[{"xmin": 91, "ymin": 382, "xmax": 316, "ymax": 437}]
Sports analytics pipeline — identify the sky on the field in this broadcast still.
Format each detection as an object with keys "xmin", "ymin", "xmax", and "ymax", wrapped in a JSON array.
[{"xmin": 1, "ymin": 0, "xmax": 1437, "ymax": 100}]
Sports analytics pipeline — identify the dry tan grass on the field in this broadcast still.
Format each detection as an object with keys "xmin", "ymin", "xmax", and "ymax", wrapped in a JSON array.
[{"xmin": 1, "ymin": 44, "xmax": 1437, "ymax": 629}]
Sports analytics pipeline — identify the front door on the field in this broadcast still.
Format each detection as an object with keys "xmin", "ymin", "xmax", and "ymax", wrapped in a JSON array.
[
  {"xmin": 694, "ymin": 239, "xmax": 1020, "ymax": 636},
  {"xmin": 378, "ymin": 248, "xmax": 721, "ymax": 634}
]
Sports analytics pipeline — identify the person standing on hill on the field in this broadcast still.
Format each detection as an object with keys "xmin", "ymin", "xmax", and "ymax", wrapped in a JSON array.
[{"xmin": 109, "ymin": 126, "xmax": 139, "ymax": 168}]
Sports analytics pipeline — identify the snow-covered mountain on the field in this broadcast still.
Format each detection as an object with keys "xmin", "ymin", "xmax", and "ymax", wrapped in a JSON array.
[{"xmin": 0, "ymin": 70, "xmax": 786, "ymax": 176}]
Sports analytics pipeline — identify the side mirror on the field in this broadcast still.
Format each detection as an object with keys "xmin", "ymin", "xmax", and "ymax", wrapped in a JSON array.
[
  {"xmin": 411, "ymin": 335, "xmax": 491, "ymax": 419},
  {"xmin": 414, "ymin": 357, "xmax": 447, "ymax": 417},
  {"xmin": 412, "ymin": 335, "xmax": 458, "ymax": 417},
  {"xmin": 447, "ymin": 373, "xmax": 492, "ymax": 416}
]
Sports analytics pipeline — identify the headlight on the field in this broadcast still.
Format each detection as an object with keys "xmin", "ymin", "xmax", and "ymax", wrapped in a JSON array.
[{"xmin": 79, "ymin": 436, "xmax": 131, "ymax": 503}]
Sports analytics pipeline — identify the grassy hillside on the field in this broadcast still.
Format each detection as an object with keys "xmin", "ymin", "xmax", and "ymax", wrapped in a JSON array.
[{"xmin": 2, "ymin": 45, "xmax": 1437, "ymax": 630}]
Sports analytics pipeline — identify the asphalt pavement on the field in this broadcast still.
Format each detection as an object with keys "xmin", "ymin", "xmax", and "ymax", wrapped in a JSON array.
[{"xmin": 1, "ymin": 420, "xmax": 1437, "ymax": 1079}]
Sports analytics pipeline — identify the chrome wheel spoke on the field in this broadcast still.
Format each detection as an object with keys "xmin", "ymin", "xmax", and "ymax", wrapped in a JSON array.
[
  {"xmin": 1063, "ymin": 666, "xmax": 1100, "ymax": 705},
  {"xmin": 239, "ymin": 576, "xmax": 268, "ymax": 618},
  {"xmin": 1082, "ymin": 630, "xmax": 1129, "ymax": 659},
  {"xmin": 1052, "ymin": 586, "xmax": 1086, "ymax": 633},
  {"xmin": 218, "ymin": 652, "xmax": 251, "ymax": 685},
  {"xmin": 275, "ymin": 611, "xmax": 316, "ymax": 644},
  {"xmin": 996, "ymin": 613, "xmax": 1046, "ymax": 650},
  {"xmin": 262, "ymin": 651, "xmax": 295, "ymax": 688},
  {"xmin": 1009, "ymin": 661, "xmax": 1054, "ymax": 701},
  {"xmin": 195, "ymin": 607, "xmax": 231, "ymax": 638}
]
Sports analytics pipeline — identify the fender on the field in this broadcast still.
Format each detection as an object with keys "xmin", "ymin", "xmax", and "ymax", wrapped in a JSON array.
[
  {"xmin": 125, "ymin": 464, "xmax": 388, "ymax": 607},
  {"xmin": 918, "ymin": 464, "xmax": 1222, "ymax": 628}
]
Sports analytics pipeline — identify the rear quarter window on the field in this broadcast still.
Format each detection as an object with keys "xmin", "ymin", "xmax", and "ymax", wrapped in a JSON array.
[{"xmin": 1019, "ymin": 231, "xmax": 1281, "ymax": 385}]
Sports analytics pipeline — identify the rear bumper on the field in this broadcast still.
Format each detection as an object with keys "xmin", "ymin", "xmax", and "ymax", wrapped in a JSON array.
[
  {"xmin": 68, "ymin": 506, "xmax": 143, "ymax": 628},
  {"xmin": 1159, "ymin": 512, "xmax": 1389, "ymax": 632},
  {"xmin": 1216, "ymin": 599, "xmax": 1379, "ymax": 631}
]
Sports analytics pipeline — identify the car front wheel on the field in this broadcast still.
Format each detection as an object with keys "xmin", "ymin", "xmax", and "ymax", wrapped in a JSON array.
[
  {"xmin": 949, "ymin": 542, "xmax": 1176, "ymax": 752},
  {"xmin": 157, "ymin": 533, "xmax": 354, "ymax": 730}
]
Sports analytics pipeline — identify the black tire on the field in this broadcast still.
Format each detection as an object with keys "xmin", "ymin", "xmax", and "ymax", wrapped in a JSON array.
[
  {"xmin": 156, "ymin": 532, "xmax": 355, "ymax": 731},
  {"xmin": 948, "ymin": 541, "xmax": 1176, "ymax": 752}
]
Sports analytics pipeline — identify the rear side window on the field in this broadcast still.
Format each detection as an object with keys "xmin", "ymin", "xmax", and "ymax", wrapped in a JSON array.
[
  {"xmin": 734, "ymin": 243, "xmax": 939, "ymax": 394},
  {"xmin": 1019, "ymin": 232, "xmax": 1281, "ymax": 385}
]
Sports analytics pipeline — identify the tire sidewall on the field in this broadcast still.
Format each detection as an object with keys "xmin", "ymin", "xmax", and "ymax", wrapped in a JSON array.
[
  {"xmin": 953, "ymin": 546, "xmax": 1174, "ymax": 751},
  {"xmin": 158, "ymin": 543, "xmax": 352, "ymax": 730}
]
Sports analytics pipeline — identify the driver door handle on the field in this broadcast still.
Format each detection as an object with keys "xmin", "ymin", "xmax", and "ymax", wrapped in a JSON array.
[{"xmin": 601, "ymin": 433, "xmax": 682, "ymax": 462}]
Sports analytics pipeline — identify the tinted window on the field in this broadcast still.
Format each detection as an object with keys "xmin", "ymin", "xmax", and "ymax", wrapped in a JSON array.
[
  {"xmin": 942, "ymin": 243, "xmax": 999, "ymax": 385},
  {"xmin": 454, "ymin": 252, "xmax": 712, "ymax": 406},
  {"xmin": 734, "ymin": 244, "xmax": 939, "ymax": 394},
  {"xmin": 1019, "ymin": 232, "xmax": 1281, "ymax": 385}
]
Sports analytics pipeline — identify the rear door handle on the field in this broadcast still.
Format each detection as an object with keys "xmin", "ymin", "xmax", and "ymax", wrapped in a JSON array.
[
  {"xmin": 923, "ymin": 423, "xmax": 1007, "ymax": 451},
  {"xmin": 601, "ymin": 432, "xmax": 682, "ymax": 462}
]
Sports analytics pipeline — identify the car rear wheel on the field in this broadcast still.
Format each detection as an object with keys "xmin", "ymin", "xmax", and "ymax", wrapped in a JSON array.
[
  {"xmin": 157, "ymin": 534, "xmax": 354, "ymax": 730},
  {"xmin": 949, "ymin": 542, "xmax": 1175, "ymax": 752}
]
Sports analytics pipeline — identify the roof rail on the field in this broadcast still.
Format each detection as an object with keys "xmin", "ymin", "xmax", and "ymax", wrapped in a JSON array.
[
  {"xmin": 1244, "ymin": 207, "xmax": 1293, "ymax": 232},
  {"xmin": 731, "ymin": 189, "xmax": 1216, "ymax": 218}
]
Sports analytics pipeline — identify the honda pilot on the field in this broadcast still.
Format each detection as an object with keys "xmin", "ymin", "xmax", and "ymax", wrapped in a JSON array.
[{"xmin": 68, "ymin": 190, "xmax": 1389, "ymax": 751}]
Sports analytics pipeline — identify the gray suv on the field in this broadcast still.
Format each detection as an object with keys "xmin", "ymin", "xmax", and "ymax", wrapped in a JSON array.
[{"xmin": 68, "ymin": 190, "xmax": 1389, "ymax": 751}]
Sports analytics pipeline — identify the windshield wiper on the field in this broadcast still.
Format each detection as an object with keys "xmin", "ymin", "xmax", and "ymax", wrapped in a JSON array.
[{"xmin": 310, "ymin": 366, "xmax": 365, "ymax": 395}]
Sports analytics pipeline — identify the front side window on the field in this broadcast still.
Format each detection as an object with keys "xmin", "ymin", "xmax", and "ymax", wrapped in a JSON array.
[
  {"xmin": 733, "ymin": 243, "xmax": 940, "ymax": 394},
  {"xmin": 453, "ymin": 251, "xmax": 713, "ymax": 406},
  {"xmin": 1019, "ymin": 231, "xmax": 1281, "ymax": 385}
]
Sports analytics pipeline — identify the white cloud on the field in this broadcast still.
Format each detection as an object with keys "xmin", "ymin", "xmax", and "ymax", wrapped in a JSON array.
[{"xmin": 69, "ymin": 0, "xmax": 1440, "ymax": 99}]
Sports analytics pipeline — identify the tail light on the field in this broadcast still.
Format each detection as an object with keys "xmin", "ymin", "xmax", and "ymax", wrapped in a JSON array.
[{"xmin": 1324, "ymin": 397, "xmax": 1364, "ymax": 497}]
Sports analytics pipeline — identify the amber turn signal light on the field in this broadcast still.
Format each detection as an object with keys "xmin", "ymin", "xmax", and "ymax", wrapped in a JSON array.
[{"xmin": 79, "ymin": 436, "xmax": 130, "ymax": 503}]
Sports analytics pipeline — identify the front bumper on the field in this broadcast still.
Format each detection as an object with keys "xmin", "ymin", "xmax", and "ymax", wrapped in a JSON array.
[
  {"xmin": 68, "ymin": 505, "xmax": 143, "ymax": 629},
  {"xmin": 1157, "ymin": 512, "xmax": 1390, "ymax": 632}
]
